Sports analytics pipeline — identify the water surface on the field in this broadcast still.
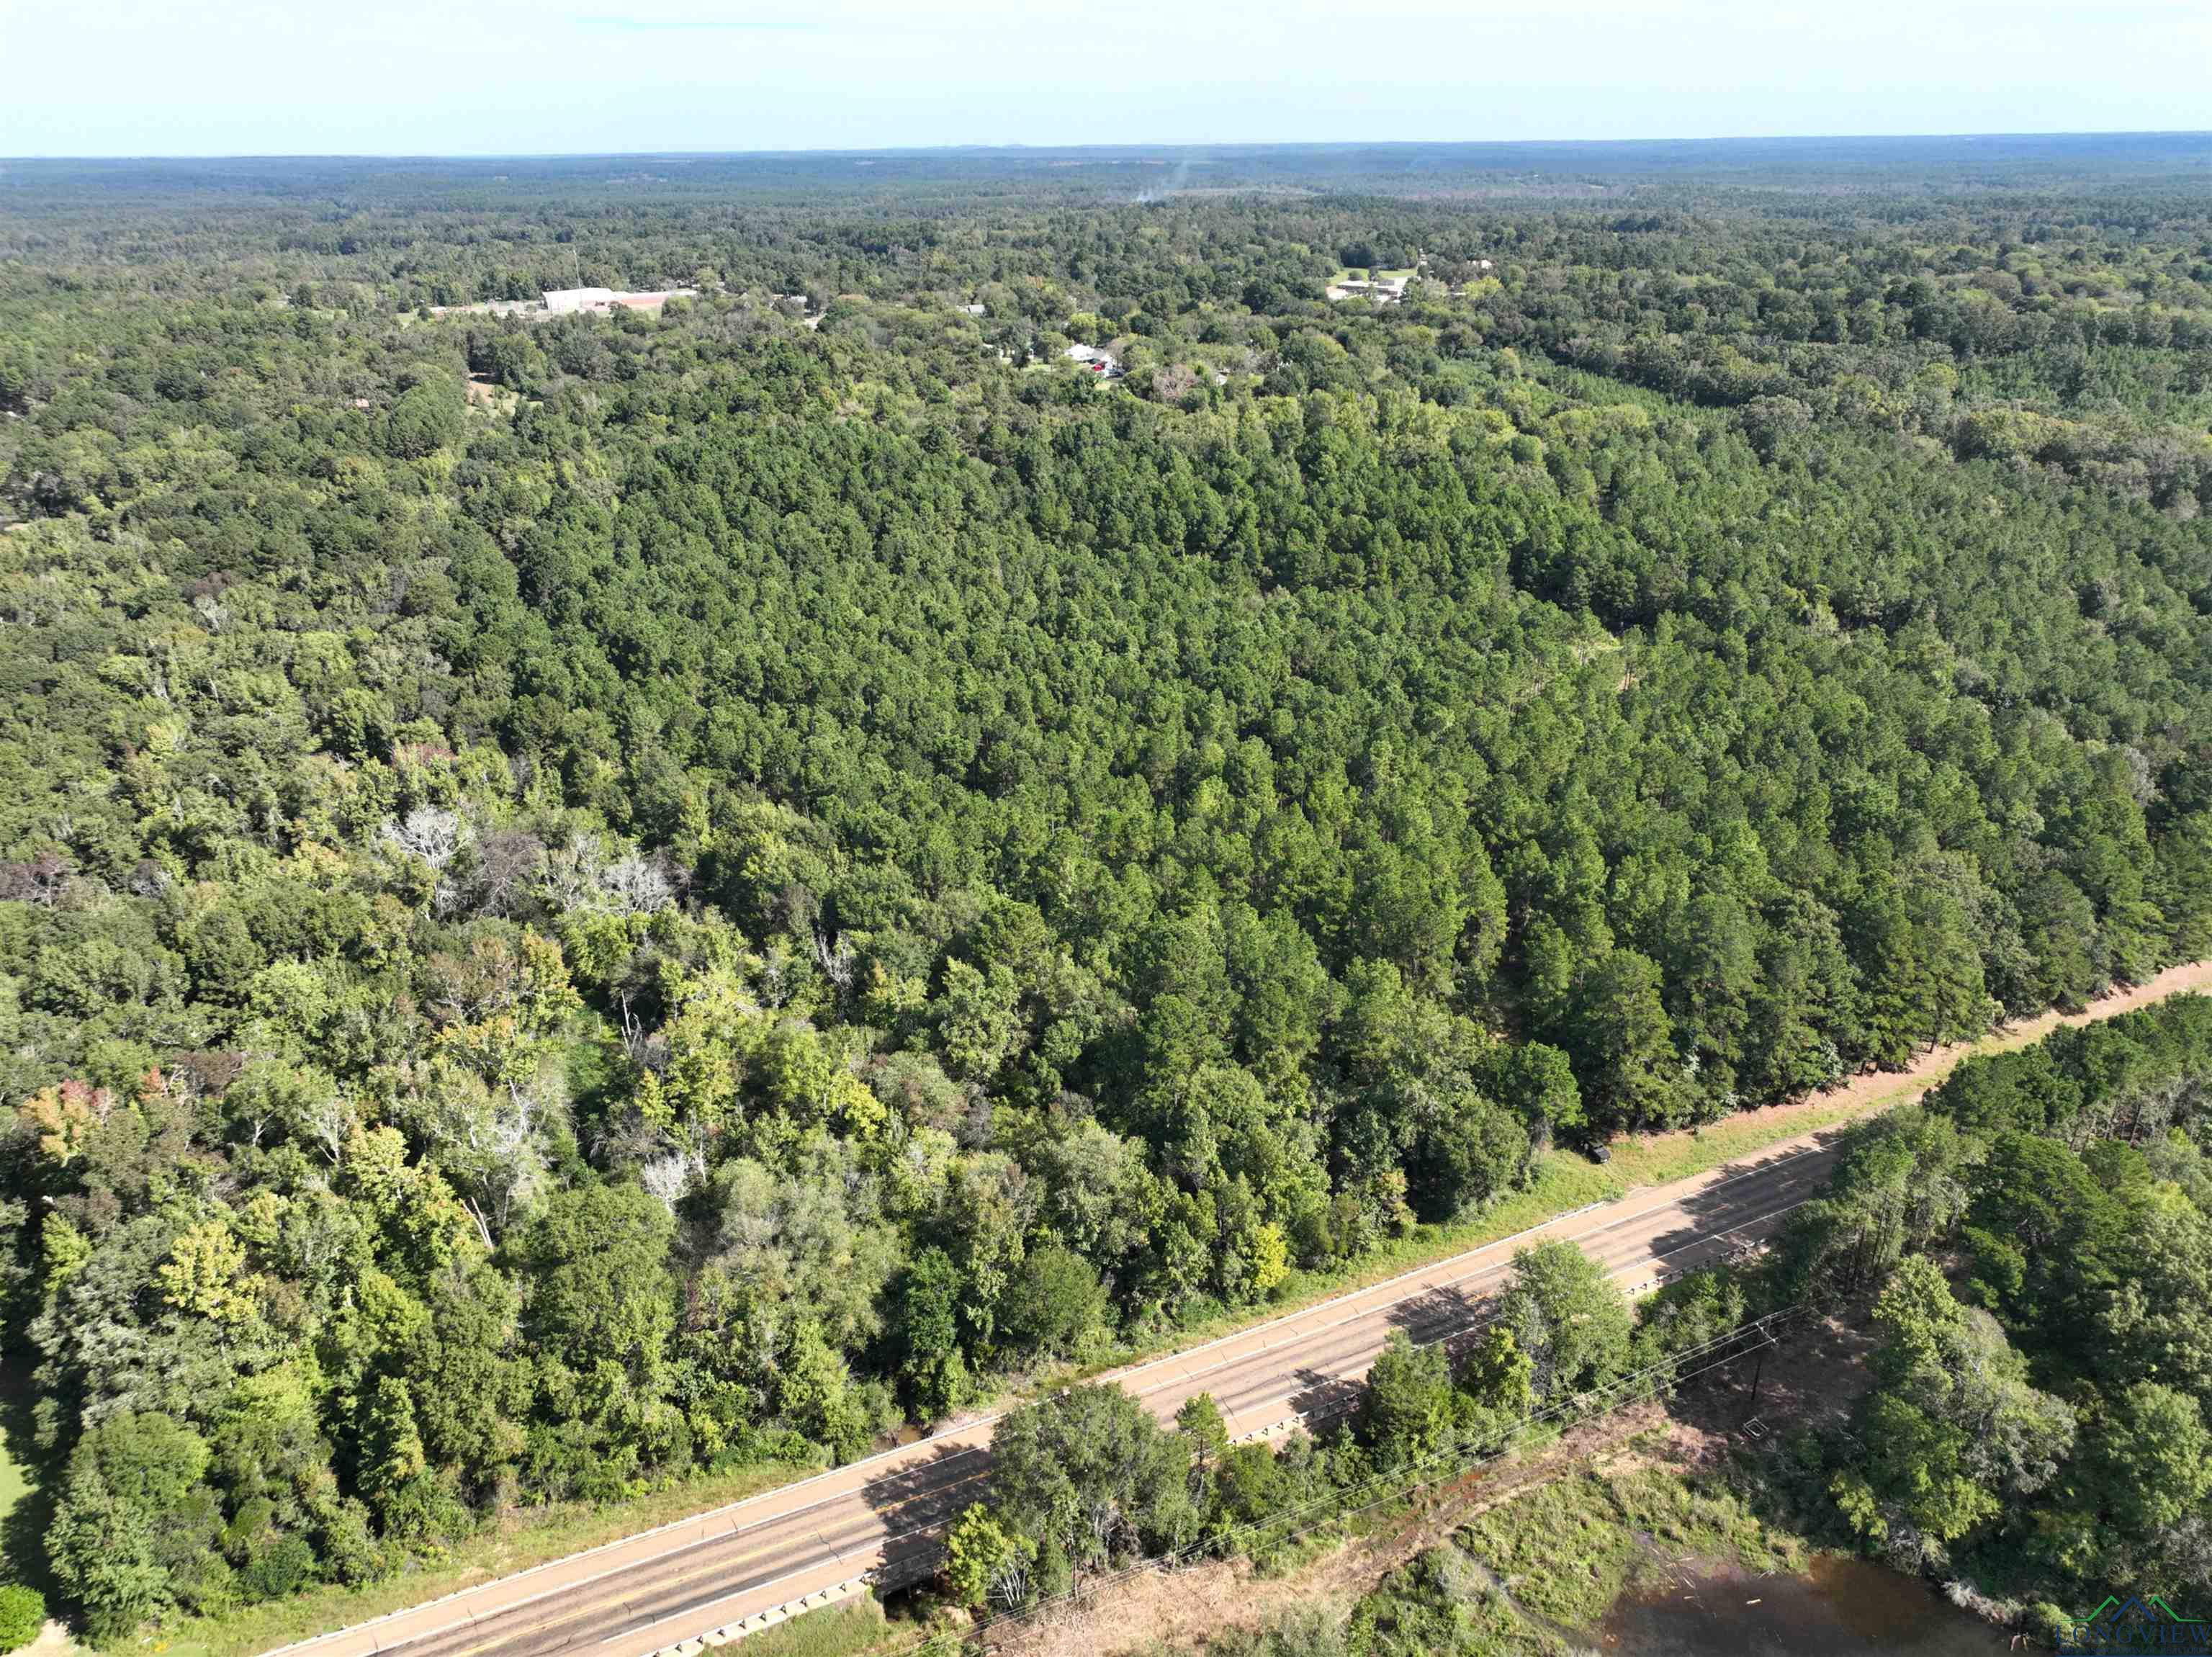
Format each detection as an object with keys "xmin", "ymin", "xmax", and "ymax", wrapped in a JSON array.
[{"xmin": 1599, "ymin": 1553, "xmax": 2013, "ymax": 1656}]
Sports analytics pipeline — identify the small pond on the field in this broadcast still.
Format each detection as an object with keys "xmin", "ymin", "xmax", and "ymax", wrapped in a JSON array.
[{"xmin": 1599, "ymin": 1553, "xmax": 2015, "ymax": 1656}]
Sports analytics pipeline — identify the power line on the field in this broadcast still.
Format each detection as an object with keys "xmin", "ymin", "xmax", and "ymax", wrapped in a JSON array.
[{"xmin": 837, "ymin": 1302, "xmax": 1807, "ymax": 1657}]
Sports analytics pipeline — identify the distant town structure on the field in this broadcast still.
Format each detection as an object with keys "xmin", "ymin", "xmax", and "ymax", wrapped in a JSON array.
[
  {"xmin": 423, "ymin": 286, "xmax": 701, "ymax": 320},
  {"xmin": 541, "ymin": 286, "xmax": 698, "ymax": 314},
  {"xmin": 961, "ymin": 302, "xmax": 987, "ymax": 316},
  {"xmin": 543, "ymin": 287, "xmax": 618, "ymax": 313},
  {"xmin": 1064, "ymin": 343, "xmax": 1123, "ymax": 377},
  {"xmin": 1323, "ymin": 254, "xmax": 1490, "ymax": 304}
]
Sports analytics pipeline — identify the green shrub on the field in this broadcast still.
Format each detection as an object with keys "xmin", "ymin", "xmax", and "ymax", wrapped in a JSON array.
[
  {"xmin": 239, "ymin": 1536, "xmax": 318, "ymax": 1603},
  {"xmin": 0, "ymin": 1585, "xmax": 47, "ymax": 1653}
]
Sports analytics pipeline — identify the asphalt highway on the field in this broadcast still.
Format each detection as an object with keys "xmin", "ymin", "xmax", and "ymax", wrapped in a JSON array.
[
  {"xmin": 251, "ymin": 965, "xmax": 2212, "ymax": 1657},
  {"xmin": 278, "ymin": 1126, "xmax": 1845, "ymax": 1657}
]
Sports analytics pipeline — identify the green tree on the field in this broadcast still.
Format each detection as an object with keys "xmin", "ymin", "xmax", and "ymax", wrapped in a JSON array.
[
  {"xmin": 385, "ymin": 376, "xmax": 465, "ymax": 458},
  {"xmin": 1496, "ymin": 1241, "xmax": 1632, "ymax": 1406},
  {"xmin": 1562, "ymin": 951, "xmax": 1691, "ymax": 1133},
  {"xmin": 895, "ymin": 1247, "xmax": 970, "ymax": 1420},
  {"xmin": 989, "ymin": 1384, "xmax": 1195, "ymax": 1573},
  {"xmin": 775, "ymin": 1320, "xmax": 873, "ymax": 1464},
  {"xmin": 1457, "ymin": 1326, "xmax": 1534, "ymax": 1447},
  {"xmin": 48, "ymin": 1412, "xmax": 220, "ymax": 1640},
  {"xmin": 943, "ymin": 1503, "xmax": 1038, "ymax": 1614},
  {"xmin": 1354, "ymin": 1329, "xmax": 1460, "ymax": 1469},
  {"xmin": 356, "ymin": 1376, "xmax": 428, "ymax": 1520},
  {"xmin": 1176, "ymin": 1391, "xmax": 1231, "ymax": 1504},
  {"xmin": 997, "ymin": 1244, "xmax": 1107, "ymax": 1363},
  {"xmin": 2084, "ymin": 1381, "xmax": 2212, "ymax": 1545},
  {"xmin": 505, "ymin": 1183, "xmax": 676, "ymax": 1389}
]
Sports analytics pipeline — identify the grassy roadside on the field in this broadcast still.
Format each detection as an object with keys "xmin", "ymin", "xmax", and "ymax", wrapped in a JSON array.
[
  {"xmin": 718, "ymin": 1597, "xmax": 947, "ymax": 1657},
  {"xmin": 727, "ymin": 1602, "xmax": 884, "ymax": 1657},
  {"xmin": 156, "ymin": 1463, "xmax": 812, "ymax": 1657},
  {"xmin": 1139, "ymin": 982, "xmax": 2208, "ymax": 1362}
]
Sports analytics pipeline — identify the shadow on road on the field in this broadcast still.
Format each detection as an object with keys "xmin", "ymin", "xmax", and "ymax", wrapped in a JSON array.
[
  {"xmin": 858, "ymin": 1439, "xmax": 988, "ymax": 1589},
  {"xmin": 1637, "ymin": 1132, "xmax": 1849, "ymax": 1277},
  {"xmin": 1383, "ymin": 1279, "xmax": 1488, "ymax": 1347}
]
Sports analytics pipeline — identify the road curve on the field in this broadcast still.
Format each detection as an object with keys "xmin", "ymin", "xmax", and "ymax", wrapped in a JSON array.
[{"xmin": 274, "ymin": 961, "xmax": 2212, "ymax": 1657}]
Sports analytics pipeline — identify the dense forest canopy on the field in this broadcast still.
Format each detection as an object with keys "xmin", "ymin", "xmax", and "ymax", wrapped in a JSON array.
[
  {"xmin": 1782, "ymin": 996, "xmax": 2212, "ymax": 1609},
  {"xmin": 1, "ymin": 134, "xmax": 2209, "ymax": 1640}
]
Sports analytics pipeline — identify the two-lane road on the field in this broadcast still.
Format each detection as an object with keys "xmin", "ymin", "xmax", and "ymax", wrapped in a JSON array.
[
  {"xmin": 283, "ymin": 1130, "xmax": 1843, "ymax": 1657},
  {"xmin": 274, "ymin": 956, "xmax": 2212, "ymax": 1657}
]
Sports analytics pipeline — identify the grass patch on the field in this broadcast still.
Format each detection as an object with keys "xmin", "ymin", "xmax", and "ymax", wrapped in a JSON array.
[
  {"xmin": 1599, "ymin": 1095, "xmax": 1874, "ymax": 1191},
  {"xmin": 0, "ymin": 1411, "xmax": 26, "ymax": 1533},
  {"xmin": 1326, "ymin": 1455, "xmax": 1812, "ymax": 1657},
  {"xmin": 152, "ymin": 1460, "xmax": 811, "ymax": 1657},
  {"xmin": 1457, "ymin": 1464, "xmax": 1805, "ymax": 1628},
  {"xmin": 732, "ymin": 1597, "xmax": 902, "ymax": 1657}
]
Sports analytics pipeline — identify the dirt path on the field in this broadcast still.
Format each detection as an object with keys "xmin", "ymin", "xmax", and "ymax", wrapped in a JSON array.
[
  {"xmin": 1615, "ymin": 956, "xmax": 2212, "ymax": 1164},
  {"xmin": 1000, "ymin": 1404, "xmax": 1675, "ymax": 1657}
]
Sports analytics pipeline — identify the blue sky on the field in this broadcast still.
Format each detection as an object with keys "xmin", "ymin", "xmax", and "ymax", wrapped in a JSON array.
[{"xmin": 3, "ymin": 0, "xmax": 2207, "ymax": 157}]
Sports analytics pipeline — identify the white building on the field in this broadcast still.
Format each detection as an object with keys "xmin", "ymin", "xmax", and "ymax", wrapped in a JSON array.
[{"xmin": 543, "ymin": 287, "xmax": 617, "ymax": 314}]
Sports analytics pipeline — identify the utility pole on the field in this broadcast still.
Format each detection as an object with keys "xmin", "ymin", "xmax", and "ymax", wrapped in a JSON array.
[{"xmin": 1741, "ymin": 1334, "xmax": 1770, "ymax": 1424}]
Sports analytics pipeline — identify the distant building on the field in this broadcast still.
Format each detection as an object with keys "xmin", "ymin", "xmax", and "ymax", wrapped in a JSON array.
[
  {"xmin": 961, "ymin": 302, "xmax": 986, "ymax": 316},
  {"xmin": 612, "ymin": 288, "xmax": 697, "ymax": 310},
  {"xmin": 541, "ymin": 286, "xmax": 696, "ymax": 315},
  {"xmin": 1064, "ymin": 343, "xmax": 1121, "ymax": 375},
  {"xmin": 544, "ymin": 287, "xmax": 617, "ymax": 313}
]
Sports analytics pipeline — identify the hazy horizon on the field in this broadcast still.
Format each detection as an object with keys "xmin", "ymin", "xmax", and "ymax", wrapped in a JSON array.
[
  {"xmin": 6, "ymin": 0, "xmax": 2208, "ymax": 159},
  {"xmin": 6, "ymin": 129, "xmax": 2211, "ymax": 164}
]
